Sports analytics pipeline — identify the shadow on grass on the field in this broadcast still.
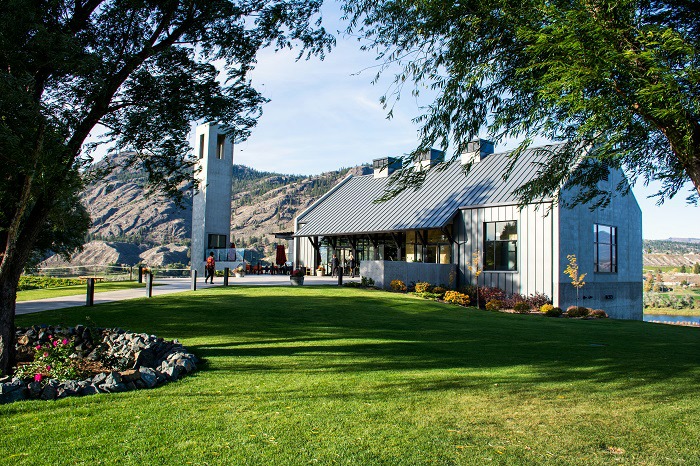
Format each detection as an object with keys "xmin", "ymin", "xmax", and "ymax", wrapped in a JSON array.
[{"xmin": 17, "ymin": 286, "xmax": 700, "ymax": 398}]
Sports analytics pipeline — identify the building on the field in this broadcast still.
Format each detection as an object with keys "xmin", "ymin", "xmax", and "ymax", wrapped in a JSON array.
[
  {"xmin": 294, "ymin": 141, "xmax": 643, "ymax": 319},
  {"xmin": 190, "ymin": 123, "xmax": 244, "ymax": 275}
]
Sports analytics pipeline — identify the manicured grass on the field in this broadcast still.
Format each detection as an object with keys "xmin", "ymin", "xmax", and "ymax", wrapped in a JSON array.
[
  {"xmin": 16, "ymin": 281, "xmax": 150, "ymax": 302},
  {"xmin": 3, "ymin": 286, "xmax": 700, "ymax": 465}
]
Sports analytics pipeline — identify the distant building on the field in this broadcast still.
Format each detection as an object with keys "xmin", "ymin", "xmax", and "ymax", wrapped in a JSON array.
[{"xmin": 294, "ymin": 141, "xmax": 643, "ymax": 319}]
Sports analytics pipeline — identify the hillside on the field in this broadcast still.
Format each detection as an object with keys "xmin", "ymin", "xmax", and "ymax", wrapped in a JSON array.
[{"xmin": 42, "ymin": 154, "xmax": 370, "ymax": 267}]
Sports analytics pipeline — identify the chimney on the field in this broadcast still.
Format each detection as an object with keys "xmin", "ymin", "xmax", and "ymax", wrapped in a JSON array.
[
  {"xmin": 417, "ymin": 148, "xmax": 445, "ymax": 170},
  {"xmin": 461, "ymin": 139, "xmax": 494, "ymax": 165},
  {"xmin": 373, "ymin": 157, "xmax": 401, "ymax": 178}
]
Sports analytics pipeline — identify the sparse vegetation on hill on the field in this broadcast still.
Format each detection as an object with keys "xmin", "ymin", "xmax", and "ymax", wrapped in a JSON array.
[
  {"xmin": 644, "ymin": 239, "xmax": 700, "ymax": 255},
  {"xmin": 44, "ymin": 159, "xmax": 369, "ymax": 266}
]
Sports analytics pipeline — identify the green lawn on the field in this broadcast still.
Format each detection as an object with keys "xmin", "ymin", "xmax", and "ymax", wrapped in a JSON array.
[
  {"xmin": 3, "ymin": 286, "xmax": 700, "ymax": 465},
  {"xmin": 16, "ymin": 281, "xmax": 149, "ymax": 302}
]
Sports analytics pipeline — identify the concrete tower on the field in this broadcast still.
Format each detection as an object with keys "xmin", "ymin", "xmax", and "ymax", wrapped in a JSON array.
[{"xmin": 191, "ymin": 123, "xmax": 234, "ymax": 274}]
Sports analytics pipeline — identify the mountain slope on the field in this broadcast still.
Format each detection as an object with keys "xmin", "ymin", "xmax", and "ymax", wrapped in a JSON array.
[{"xmin": 43, "ymin": 155, "xmax": 370, "ymax": 266}]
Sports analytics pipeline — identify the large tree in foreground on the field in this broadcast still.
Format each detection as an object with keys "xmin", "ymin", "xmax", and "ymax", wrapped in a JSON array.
[
  {"xmin": 0, "ymin": 0, "xmax": 333, "ymax": 376},
  {"xmin": 343, "ymin": 0, "xmax": 700, "ymax": 205}
]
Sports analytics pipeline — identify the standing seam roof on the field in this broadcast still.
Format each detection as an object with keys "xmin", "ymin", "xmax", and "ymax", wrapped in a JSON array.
[{"xmin": 295, "ymin": 145, "xmax": 559, "ymax": 237}]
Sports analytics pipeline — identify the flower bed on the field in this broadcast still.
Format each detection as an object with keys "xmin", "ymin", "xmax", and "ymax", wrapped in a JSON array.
[{"xmin": 0, "ymin": 325, "xmax": 198, "ymax": 405}]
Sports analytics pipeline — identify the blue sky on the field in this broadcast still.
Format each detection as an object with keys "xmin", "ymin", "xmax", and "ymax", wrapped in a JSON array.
[{"xmin": 230, "ymin": 5, "xmax": 699, "ymax": 241}]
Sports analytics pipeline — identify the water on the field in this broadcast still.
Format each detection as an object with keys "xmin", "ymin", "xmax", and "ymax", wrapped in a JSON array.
[{"xmin": 644, "ymin": 314, "xmax": 700, "ymax": 326}]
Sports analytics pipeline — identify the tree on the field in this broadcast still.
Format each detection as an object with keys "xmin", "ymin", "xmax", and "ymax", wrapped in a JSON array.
[
  {"xmin": 564, "ymin": 254, "xmax": 586, "ymax": 308},
  {"xmin": 695, "ymin": 263, "xmax": 700, "ymax": 274},
  {"xmin": 644, "ymin": 271, "xmax": 654, "ymax": 293},
  {"xmin": 466, "ymin": 249, "xmax": 482, "ymax": 308},
  {"xmin": 680, "ymin": 264, "xmax": 687, "ymax": 273},
  {"xmin": 0, "ymin": 0, "xmax": 333, "ymax": 376},
  {"xmin": 343, "ymin": 1, "xmax": 700, "ymax": 207}
]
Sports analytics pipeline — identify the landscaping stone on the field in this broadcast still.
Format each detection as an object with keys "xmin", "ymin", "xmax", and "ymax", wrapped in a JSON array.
[{"xmin": 3, "ymin": 326, "xmax": 198, "ymax": 405}]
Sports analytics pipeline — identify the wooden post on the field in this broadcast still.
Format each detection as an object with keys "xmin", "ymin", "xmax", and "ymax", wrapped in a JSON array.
[
  {"xmin": 191, "ymin": 269, "xmax": 197, "ymax": 291},
  {"xmin": 138, "ymin": 265, "xmax": 144, "ymax": 283},
  {"xmin": 337, "ymin": 267, "xmax": 343, "ymax": 286},
  {"xmin": 224, "ymin": 267, "xmax": 229, "ymax": 286},
  {"xmin": 146, "ymin": 272, "xmax": 153, "ymax": 297},
  {"xmin": 86, "ymin": 278, "xmax": 95, "ymax": 306}
]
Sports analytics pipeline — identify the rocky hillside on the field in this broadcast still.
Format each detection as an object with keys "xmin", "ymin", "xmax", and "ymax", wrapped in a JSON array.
[{"xmin": 42, "ymin": 154, "xmax": 370, "ymax": 267}]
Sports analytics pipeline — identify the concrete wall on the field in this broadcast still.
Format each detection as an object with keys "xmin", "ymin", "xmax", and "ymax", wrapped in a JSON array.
[
  {"xmin": 191, "ymin": 123, "xmax": 234, "ymax": 275},
  {"xmin": 555, "ymin": 170, "xmax": 643, "ymax": 319},
  {"xmin": 361, "ymin": 260, "xmax": 457, "ymax": 290},
  {"xmin": 454, "ymin": 203, "xmax": 555, "ymax": 298}
]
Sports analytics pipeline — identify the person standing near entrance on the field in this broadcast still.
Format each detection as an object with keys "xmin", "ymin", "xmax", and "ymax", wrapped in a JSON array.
[
  {"xmin": 348, "ymin": 253, "xmax": 356, "ymax": 278},
  {"xmin": 331, "ymin": 254, "xmax": 339, "ymax": 277},
  {"xmin": 205, "ymin": 252, "xmax": 216, "ymax": 283}
]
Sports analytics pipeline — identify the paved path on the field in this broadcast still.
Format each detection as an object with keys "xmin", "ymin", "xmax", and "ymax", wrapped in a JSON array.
[{"xmin": 15, "ymin": 274, "xmax": 358, "ymax": 315}]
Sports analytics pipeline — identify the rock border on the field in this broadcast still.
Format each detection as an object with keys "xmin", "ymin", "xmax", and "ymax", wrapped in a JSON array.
[{"xmin": 0, "ymin": 325, "xmax": 198, "ymax": 404}]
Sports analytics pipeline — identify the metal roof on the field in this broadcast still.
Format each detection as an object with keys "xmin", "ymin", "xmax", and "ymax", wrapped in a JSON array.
[{"xmin": 295, "ymin": 145, "xmax": 558, "ymax": 237}]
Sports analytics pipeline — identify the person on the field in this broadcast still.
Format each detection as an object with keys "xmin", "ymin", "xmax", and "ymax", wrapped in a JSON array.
[
  {"xmin": 348, "ymin": 253, "xmax": 356, "ymax": 278},
  {"xmin": 205, "ymin": 252, "xmax": 216, "ymax": 283},
  {"xmin": 331, "ymin": 254, "xmax": 339, "ymax": 277}
]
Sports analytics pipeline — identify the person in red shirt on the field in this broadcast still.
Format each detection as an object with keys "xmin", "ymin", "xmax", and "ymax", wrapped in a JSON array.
[{"xmin": 205, "ymin": 252, "xmax": 216, "ymax": 283}]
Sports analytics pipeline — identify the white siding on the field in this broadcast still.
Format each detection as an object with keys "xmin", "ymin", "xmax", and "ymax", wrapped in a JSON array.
[{"xmin": 457, "ymin": 203, "xmax": 554, "ymax": 298}]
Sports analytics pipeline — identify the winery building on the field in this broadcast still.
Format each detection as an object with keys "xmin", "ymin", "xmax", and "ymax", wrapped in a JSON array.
[{"xmin": 293, "ymin": 141, "xmax": 643, "ymax": 319}]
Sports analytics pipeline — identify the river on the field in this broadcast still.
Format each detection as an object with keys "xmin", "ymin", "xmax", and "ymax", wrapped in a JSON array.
[{"xmin": 644, "ymin": 314, "xmax": 700, "ymax": 326}]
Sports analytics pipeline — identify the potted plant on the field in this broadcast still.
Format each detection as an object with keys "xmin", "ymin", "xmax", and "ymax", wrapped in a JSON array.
[
  {"xmin": 316, "ymin": 264, "xmax": 325, "ymax": 276},
  {"xmin": 234, "ymin": 265, "xmax": 245, "ymax": 278},
  {"xmin": 290, "ymin": 268, "xmax": 305, "ymax": 285}
]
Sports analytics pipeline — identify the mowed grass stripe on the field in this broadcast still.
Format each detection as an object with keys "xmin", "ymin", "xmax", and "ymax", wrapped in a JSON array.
[{"xmin": 2, "ymin": 286, "xmax": 699, "ymax": 465}]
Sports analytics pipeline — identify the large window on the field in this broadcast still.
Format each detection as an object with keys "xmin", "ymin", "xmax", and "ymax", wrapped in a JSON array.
[
  {"xmin": 594, "ymin": 224, "xmax": 617, "ymax": 273},
  {"xmin": 484, "ymin": 221, "xmax": 517, "ymax": 271},
  {"xmin": 208, "ymin": 234, "xmax": 227, "ymax": 249},
  {"xmin": 405, "ymin": 230, "xmax": 451, "ymax": 264}
]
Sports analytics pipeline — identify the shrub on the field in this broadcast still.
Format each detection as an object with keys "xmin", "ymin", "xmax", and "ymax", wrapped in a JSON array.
[
  {"xmin": 485, "ymin": 300, "xmax": 503, "ymax": 311},
  {"xmin": 526, "ymin": 292, "xmax": 551, "ymax": 309},
  {"xmin": 540, "ymin": 304, "xmax": 563, "ymax": 317},
  {"xmin": 390, "ymin": 280, "xmax": 407, "ymax": 292},
  {"xmin": 414, "ymin": 282, "xmax": 432, "ymax": 293},
  {"xmin": 432, "ymin": 286, "xmax": 447, "ymax": 298},
  {"xmin": 18, "ymin": 276, "xmax": 83, "ymax": 291},
  {"xmin": 360, "ymin": 276, "xmax": 375, "ymax": 287},
  {"xmin": 566, "ymin": 306, "xmax": 590, "ymax": 318},
  {"xmin": 444, "ymin": 291, "xmax": 470, "ymax": 306},
  {"xmin": 480, "ymin": 287, "xmax": 506, "ymax": 306},
  {"xmin": 590, "ymin": 309, "xmax": 609, "ymax": 318},
  {"xmin": 14, "ymin": 337, "xmax": 79, "ymax": 382},
  {"xmin": 502, "ymin": 293, "xmax": 525, "ymax": 309},
  {"xmin": 513, "ymin": 301, "xmax": 531, "ymax": 314}
]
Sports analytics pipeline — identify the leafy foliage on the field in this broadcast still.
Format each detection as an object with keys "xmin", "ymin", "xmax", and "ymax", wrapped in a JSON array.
[
  {"xmin": 343, "ymin": 0, "xmax": 700, "ymax": 205},
  {"xmin": 14, "ymin": 338, "xmax": 79, "ymax": 382},
  {"xmin": 389, "ymin": 279, "xmax": 407, "ymax": 292},
  {"xmin": 0, "ymin": 0, "xmax": 334, "ymax": 375},
  {"xmin": 17, "ymin": 276, "xmax": 83, "ymax": 291},
  {"xmin": 443, "ymin": 291, "xmax": 469, "ymax": 306}
]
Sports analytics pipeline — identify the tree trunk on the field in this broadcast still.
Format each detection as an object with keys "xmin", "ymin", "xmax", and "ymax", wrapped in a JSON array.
[
  {"xmin": 0, "ymin": 272, "xmax": 19, "ymax": 377},
  {"xmin": 0, "ymin": 197, "xmax": 50, "ymax": 376}
]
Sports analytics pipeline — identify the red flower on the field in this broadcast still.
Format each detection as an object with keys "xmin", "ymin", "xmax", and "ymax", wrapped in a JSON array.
[
  {"xmin": 34, "ymin": 374, "xmax": 43, "ymax": 382},
  {"xmin": 52, "ymin": 340, "xmax": 58, "ymax": 347},
  {"xmin": 61, "ymin": 338, "xmax": 68, "ymax": 345}
]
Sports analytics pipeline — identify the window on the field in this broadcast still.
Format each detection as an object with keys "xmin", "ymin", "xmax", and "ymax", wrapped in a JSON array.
[
  {"xmin": 483, "ymin": 221, "xmax": 517, "ymax": 271},
  {"xmin": 594, "ymin": 224, "xmax": 617, "ymax": 273},
  {"xmin": 198, "ymin": 134, "xmax": 205, "ymax": 159},
  {"xmin": 216, "ymin": 134, "xmax": 226, "ymax": 159},
  {"xmin": 208, "ymin": 234, "xmax": 227, "ymax": 249}
]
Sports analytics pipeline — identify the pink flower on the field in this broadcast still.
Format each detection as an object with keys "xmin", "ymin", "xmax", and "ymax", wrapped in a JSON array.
[
  {"xmin": 62, "ymin": 338, "xmax": 68, "ymax": 345},
  {"xmin": 52, "ymin": 340, "xmax": 58, "ymax": 347},
  {"xmin": 46, "ymin": 365, "xmax": 51, "ymax": 371},
  {"xmin": 35, "ymin": 345, "xmax": 41, "ymax": 350},
  {"xmin": 34, "ymin": 374, "xmax": 43, "ymax": 382},
  {"xmin": 49, "ymin": 335, "xmax": 53, "ymax": 340},
  {"xmin": 43, "ymin": 352, "xmax": 49, "ymax": 358}
]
